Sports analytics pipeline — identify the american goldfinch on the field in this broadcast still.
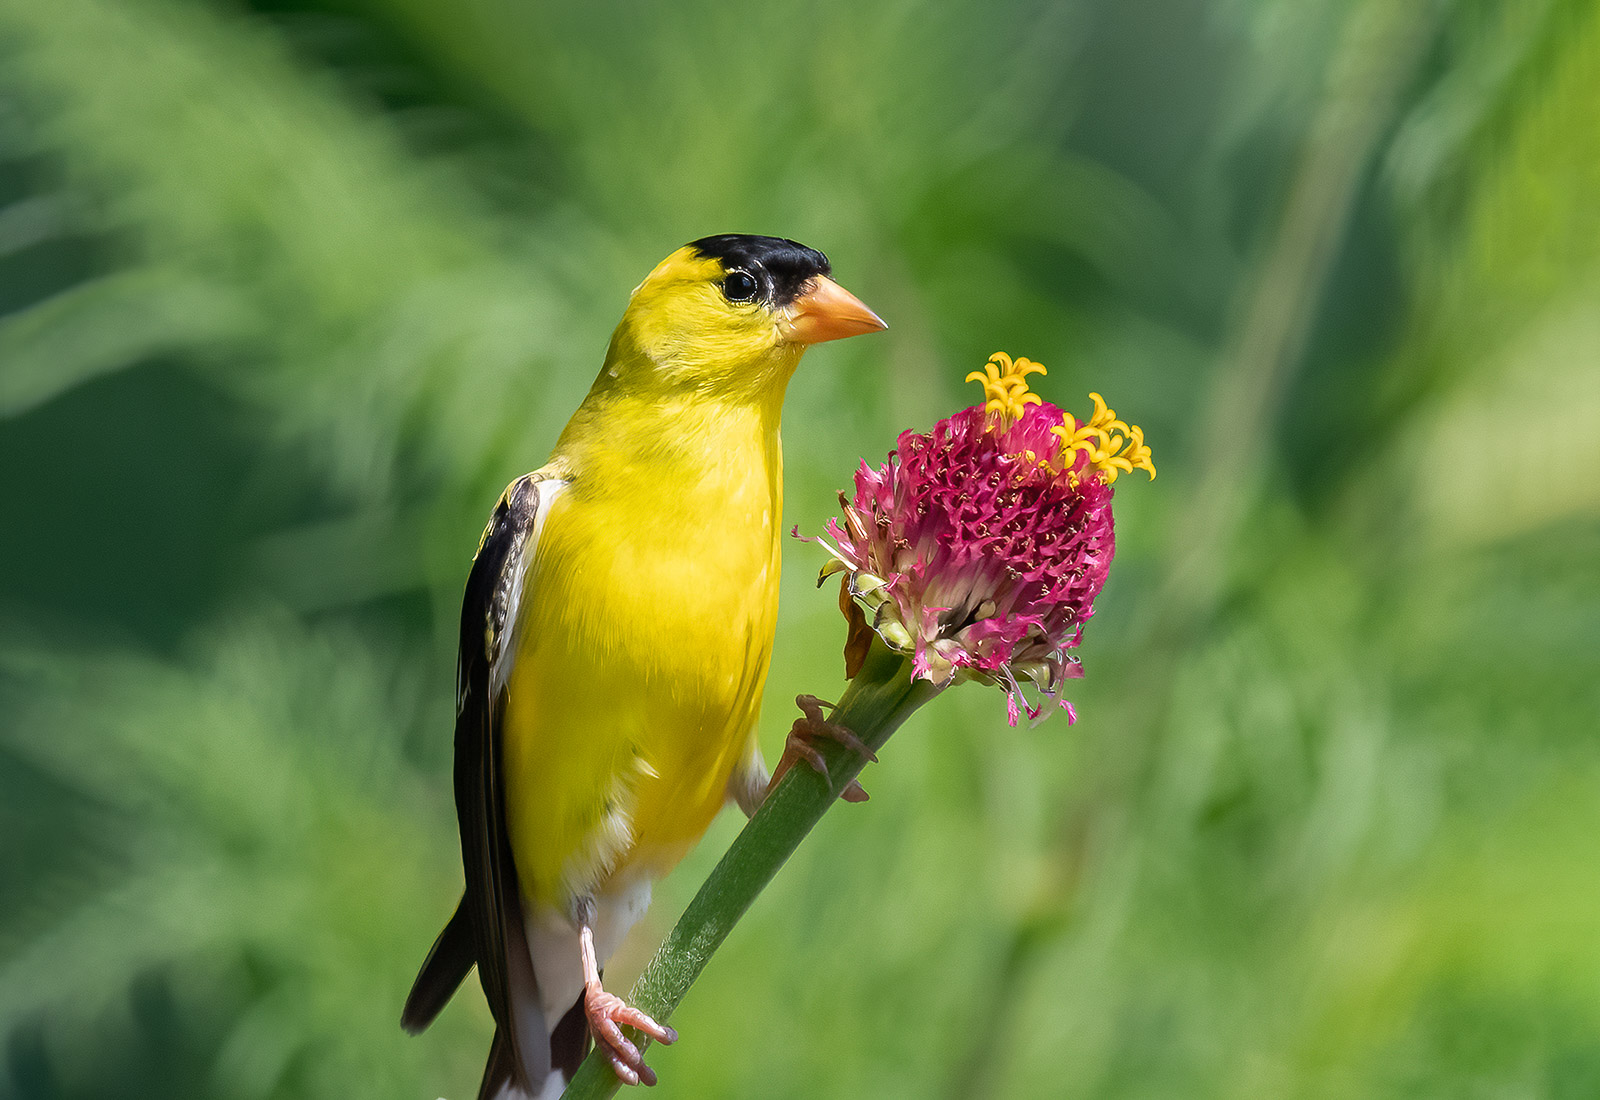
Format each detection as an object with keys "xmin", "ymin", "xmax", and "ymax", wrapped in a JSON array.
[{"xmin": 401, "ymin": 235, "xmax": 886, "ymax": 1098}]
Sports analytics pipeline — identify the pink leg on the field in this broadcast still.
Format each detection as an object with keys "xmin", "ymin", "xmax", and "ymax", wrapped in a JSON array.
[{"xmin": 581, "ymin": 925, "xmax": 677, "ymax": 1087}]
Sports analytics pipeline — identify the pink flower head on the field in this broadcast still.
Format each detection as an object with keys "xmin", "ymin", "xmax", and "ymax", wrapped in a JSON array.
[{"xmin": 808, "ymin": 353, "xmax": 1155, "ymax": 725}]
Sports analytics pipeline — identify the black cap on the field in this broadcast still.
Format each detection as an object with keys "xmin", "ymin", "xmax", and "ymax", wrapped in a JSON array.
[{"xmin": 687, "ymin": 234, "xmax": 831, "ymax": 307}]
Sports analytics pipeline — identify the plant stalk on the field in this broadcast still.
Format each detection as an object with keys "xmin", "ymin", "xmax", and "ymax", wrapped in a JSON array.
[{"xmin": 560, "ymin": 640, "xmax": 938, "ymax": 1099}]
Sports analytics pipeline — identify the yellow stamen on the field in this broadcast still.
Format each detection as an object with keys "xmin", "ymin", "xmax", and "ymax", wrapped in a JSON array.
[
  {"xmin": 1052, "ymin": 393, "xmax": 1156, "ymax": 484},
  {"xmin": 966, "ymin": 352, "xmax": 1046, "ymax": 426}
]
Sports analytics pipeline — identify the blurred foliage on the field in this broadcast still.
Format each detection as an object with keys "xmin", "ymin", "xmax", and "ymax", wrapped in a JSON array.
[{"xmin": 1, "ymin": 0, "xmax": 1597, "ymax": 1097}]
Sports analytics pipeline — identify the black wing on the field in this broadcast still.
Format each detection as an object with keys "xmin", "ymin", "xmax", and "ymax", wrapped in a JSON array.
[{"xmin": 403, "ymin": 474, "xmax": 558, "ymax": 1098}]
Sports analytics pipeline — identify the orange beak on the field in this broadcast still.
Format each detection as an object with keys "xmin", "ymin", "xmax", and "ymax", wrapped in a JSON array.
[{"xmin": 778, "ymin": 276, "xmax": 888, "ymax": 345}]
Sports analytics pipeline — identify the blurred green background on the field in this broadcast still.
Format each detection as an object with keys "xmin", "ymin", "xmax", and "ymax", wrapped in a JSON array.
[{"xmin": 2, "ymin": 0, "xmax": 1598, "ymax": 1096}]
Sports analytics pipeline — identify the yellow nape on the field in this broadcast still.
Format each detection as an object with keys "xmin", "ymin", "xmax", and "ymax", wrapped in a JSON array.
[{"xmin": 602, "ymin": 247, "xmax": 804, "ymax": 401}]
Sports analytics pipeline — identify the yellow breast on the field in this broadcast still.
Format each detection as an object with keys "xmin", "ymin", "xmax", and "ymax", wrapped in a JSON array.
[{"xmin": 500, "ymin": 395, "xmax": 783, "ymax": 906}]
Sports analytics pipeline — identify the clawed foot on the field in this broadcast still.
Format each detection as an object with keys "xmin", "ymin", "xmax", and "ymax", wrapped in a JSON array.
[
  {"xmin": 585, "ymin": 981, "xmax": 677, "ymax": 1087},
  {"xmin": 776, "ymin": 694, "xmax": 874, "ymax": 802}
]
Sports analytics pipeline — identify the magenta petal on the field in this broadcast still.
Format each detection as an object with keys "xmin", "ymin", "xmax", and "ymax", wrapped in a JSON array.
[{"xmin": 810, "ymin": 398, "xmax": 1119, "ymax": 724}]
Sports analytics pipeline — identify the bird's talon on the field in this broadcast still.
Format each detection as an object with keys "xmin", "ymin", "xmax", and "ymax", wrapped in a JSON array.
[
  {"xmin": 615, "ymin": 1006, "xmax": 676, "ymax": 1045},
  {"xmin": 586, "ymin": 984, "xmax": 667, "ymax": 1086},
  {"xmin": 790, "ymin": 739, "xmax": 827, "ymax": 774},
  {"xmin": 832, "ymin": 726, "xmax": 877, "ymax": 761},
  {"xmin": 787, "ymin": 706, "xmax": 873, "ymax": 769},
  {"xmin": 774, "ymin": 697, "xmax": 875, "ymax": 801}
]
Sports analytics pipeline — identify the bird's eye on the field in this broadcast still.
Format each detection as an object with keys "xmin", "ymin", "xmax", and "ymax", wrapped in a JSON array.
[{"xmin": 723, "ymin": 270, "xmax": 759, "ymax": 302}]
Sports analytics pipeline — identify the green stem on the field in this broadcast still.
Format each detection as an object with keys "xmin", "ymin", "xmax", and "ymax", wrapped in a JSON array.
[{"xmin": 560, "ymin": 640, "xmax": 939, "ymax": 1099}]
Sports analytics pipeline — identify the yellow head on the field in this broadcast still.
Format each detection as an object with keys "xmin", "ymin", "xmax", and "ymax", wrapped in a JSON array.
[{"xmin": 600, "ymin": 234, "xmax": 886, "ymax": 402}]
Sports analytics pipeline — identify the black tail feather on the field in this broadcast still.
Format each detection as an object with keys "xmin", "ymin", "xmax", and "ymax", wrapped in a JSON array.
[
  {"xmin": 478, "ymin": 1028, "xmax": 517, "ymax": 1100},
  {"xmin": 402, "ymin": 900, "xmax": 475, "ymax": 1035}
]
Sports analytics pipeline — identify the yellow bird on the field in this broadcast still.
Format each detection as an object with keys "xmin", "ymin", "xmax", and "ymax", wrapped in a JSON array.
[{"xmin": 402, "ymin": 235, "xmax": 886, "ymax": 1098}]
